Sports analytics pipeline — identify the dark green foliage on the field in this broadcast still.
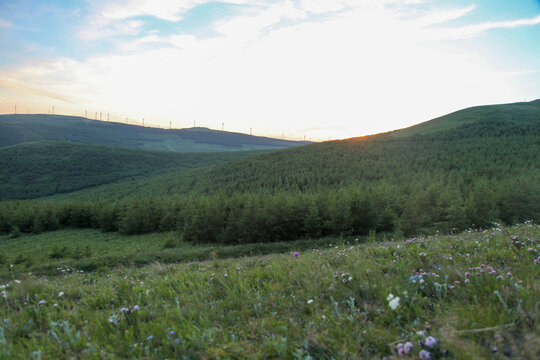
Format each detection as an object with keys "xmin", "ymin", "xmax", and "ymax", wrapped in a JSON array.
[
  {"xmin": 49, "ymin": 245, "xmax": 68, "ymax": 259},
  {"xmin": 0, "ymin": 100, "xmax": 539, "ymax": 241},
  {"xmin": 0, "ymin": 141, "xmax": 263, "ymax": 200}
]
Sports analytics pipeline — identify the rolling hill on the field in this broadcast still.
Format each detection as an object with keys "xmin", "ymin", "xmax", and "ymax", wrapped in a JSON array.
[
  {"xmin": 1, "ymin": 100, "xmax": 539, "ymax": 239},
  {"xmin": 388, "ymin": 99, "xmax": 540, "ymax": 137},
  {"xmin": 0, "ymin": 141, "xmax": 262, "ymax": 200},
  {"xmin": 56, "ymin": 99, "xmax": 540, "ymax": 200},
  {"xmin": 0, "ymin": 114, "xmax": 311, "ymax": 152}
]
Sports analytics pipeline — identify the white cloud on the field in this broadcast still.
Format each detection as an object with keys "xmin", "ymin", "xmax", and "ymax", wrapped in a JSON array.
[
  {"xmin": 299, "ymin": 0, "xmax": 348, "ymax": 14},
  {"xmin": 430, "ymin": 13, "xmax": 540, "ymax": 40},
  {"xmin": 99, "ymin": 0, "xmax": 205, "ymax": 22},
  {"xmin": 2, "ymin": 1, "xmax": 539, "ymax": 138}
]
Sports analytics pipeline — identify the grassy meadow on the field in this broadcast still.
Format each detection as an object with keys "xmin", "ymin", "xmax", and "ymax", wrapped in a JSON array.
[
  {"xmin": 0, "ymin": 101, "xmax": 539, "ymax": 358},
  {"xmin": 0, "ymin": 223, "xmax": 538, "ymax": 359}
]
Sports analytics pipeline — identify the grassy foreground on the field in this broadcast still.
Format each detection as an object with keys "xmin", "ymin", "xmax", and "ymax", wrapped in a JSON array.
[{"xmin": 0, "ymin": 224, "xmax": 538, "ymax": 359}]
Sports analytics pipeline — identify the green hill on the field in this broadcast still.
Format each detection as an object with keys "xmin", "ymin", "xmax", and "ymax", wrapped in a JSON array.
[
  {"xmin": 388, "ymin": 99, "xmax": 540, "ymax": 137},
  {"xmin": 0, "ymin": 141, "xmax": 261, "ymax": 200},
  {"xmin": 0, "ymin": 114, "xmax": 311, "ymax": 152},
  {"xmin": 59, "ymin": 99, "xmax": 540, "ymax": 200},
  {"xmin": 1, "ymin": 100, "xmax": 539, "ymax": 239}
]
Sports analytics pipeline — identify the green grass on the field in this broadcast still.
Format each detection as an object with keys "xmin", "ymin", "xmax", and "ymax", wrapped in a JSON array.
[
  {"xmin": 0, "ymin": 223, "xmax": 538, "ymax": 358},
  {"xmin": 0, "ymin": 229, "xmax": 347, "ymax": 279}
]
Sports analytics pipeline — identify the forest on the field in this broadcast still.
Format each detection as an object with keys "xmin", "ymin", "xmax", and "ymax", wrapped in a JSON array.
[{"xmin": 0, "ymin": 101, "xmax": 538, "ymax": 242}]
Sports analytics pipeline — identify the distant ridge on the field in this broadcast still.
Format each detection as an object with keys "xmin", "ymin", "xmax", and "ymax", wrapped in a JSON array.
[{"xmin": 0, "ymin": 114, "xmax": 311, "ymax": 152}]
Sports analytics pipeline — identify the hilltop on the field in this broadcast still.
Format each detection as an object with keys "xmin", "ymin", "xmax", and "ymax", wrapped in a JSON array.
[
  {"xmin": 387, "ymin": 99, "xmax": 540, "ymax": 138},
  {"xmin": 0, "ymin": 114, "xmax": 311, "ymax": 152}
]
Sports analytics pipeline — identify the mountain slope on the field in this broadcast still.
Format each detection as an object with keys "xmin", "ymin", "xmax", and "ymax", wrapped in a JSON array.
[
  {"xmin": 0, "ymin": 141, "xmax": 262, "ymax": 200},
  {"xmin": 1, "ymin": 100, "xmax": 538, "ymax": 239},
  {"xmin": 59, "ymin": 99, "xmax": 540, "ymax": 201},
  {"xmin": 0, "ymin": 114, "xmax": 311, "ymax": 152}
]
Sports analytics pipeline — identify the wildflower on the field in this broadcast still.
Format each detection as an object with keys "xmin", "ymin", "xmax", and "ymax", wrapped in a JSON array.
[
  {"xmin": 419, "ymin": 350, "xmax": 431, "ymax": 359},
  {"xmin": 449, "ymin": 285, "xmax": 455, "ymax": 289},
  {"xmin": 425, "ymin": 336, "xmax": 437, "ymax": 347},
  {"xmin": 133, "ymin": 305, "xmax": 139, "ymax": 311},
  {"xmin": 294, "ymin": 252, "xmax": 299, "ymax": 258},
  {"xmin": 348, "ymin": 276, "xmax": 353, "ymax": 281},
  {"xmin": 464, "ymin": 272, "xmax": 470, "ymax": 277},
  {"xmin": 58, "ymin": 292, "xmax": 64, "ymax": 297},
  {"xmin": 389, "ymin": 296, "xmax": 400, "ymax": 310},
  {"xmin": 14, "ymin": 280, "xmax": 21, "ymax": 284},
  {"xmin": 1, "ymin": 291, "xmax": 6, "ymax": 299},
  {"xmin": 404, "ymin": 341, "xmax": 413, "ymax": 354},
  {"xmin": 396, "ymin": 343, "xmax": 404, "ymax": 356},
  {"xmin": 464, "ymin": 279, "xmax": 470, "ymax": 284},
  {"xmin": 38, "ymin": 300, "xmax": 46, "ymax": 305},
  {"xmin": 416, "ymin": 331, "xmax": 425, "ymax": 337},
  {"xmin": 120, "ymin": 308, "xmax": 129, "ymax": 313},
  {"xmin": 307, "ymin": 299, "xmax": 313, "ymax": 304},
  {"xmin": 53, "ymin": 303, "xmax": 58, "ymax": 308},
  {"xmin": 146, "ymin": 335, "xmax": 154, "ymax": 341},
  {"xmin": 169, "ymin": 330, "xmax": 175, "ymax": 335},
  {"xmin": 506, "ymin": 272, "xmax": 512, "ymax": 277}
]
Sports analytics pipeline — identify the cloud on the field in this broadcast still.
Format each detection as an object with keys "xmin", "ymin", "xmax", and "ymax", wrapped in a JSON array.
[
  {"xmin": 3, "ymin": 1, "xmax": 538, "ymax": 138},
  {"xmin": 0, "ymin": 74, "xmax": 80, "ymax": 105},
  {"xmin": 99, "ymin": 0, "xmax": 206, "ymax": 22},
  {"xmin": 431, "ymin": 13, "xmax": 540, "ymax": 40}
]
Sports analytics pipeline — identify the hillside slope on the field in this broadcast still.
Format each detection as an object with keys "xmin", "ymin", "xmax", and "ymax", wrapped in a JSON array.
[
  {"xmin": 388, "ymin": 99, "xmax": 540, "ymax": 137},
  {"xmin": 0, "ymin": 141, "xmax": 261, "ymax": 200},
  {"xmin": 1, "ymin": 100, "xmax": 538, "ymax": 239},
  {"xmin": 61, "ymin": 99, "xmax": 540, "ymax": 201},
  {"xmin": 0, "ymin": 114, "xmax": 311, "ymax": 152}
]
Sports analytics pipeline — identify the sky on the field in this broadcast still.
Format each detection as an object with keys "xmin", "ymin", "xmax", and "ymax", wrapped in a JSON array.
[{"xmin": 0, "ymin": 0, "xmax": 539, "ymax": 140}]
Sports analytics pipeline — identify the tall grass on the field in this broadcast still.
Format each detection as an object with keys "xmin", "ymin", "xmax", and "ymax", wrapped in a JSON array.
[{"xmin": 0, "ymin": 223, "xmax": 538, "ymax": 358}]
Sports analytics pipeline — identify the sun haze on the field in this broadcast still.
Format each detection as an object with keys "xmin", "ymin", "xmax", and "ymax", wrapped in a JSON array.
[{"xmin": 0, "ymin": 0, "xmax": 539, "ymax": 139}]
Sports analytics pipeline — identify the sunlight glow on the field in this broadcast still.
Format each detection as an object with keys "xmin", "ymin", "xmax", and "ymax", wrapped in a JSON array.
[{"xmin": 0, "ymin": 0, "xmax": 539, "ymax": 139}]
